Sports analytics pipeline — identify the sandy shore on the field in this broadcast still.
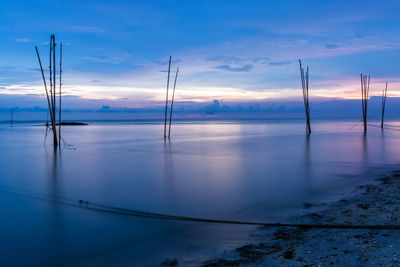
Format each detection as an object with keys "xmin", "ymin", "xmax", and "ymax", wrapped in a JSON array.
[{"xmin": 194, "ymin": 171, "xmax": 400, "ymax": 266}]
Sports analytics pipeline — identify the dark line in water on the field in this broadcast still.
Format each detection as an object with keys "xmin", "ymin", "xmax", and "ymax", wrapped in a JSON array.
[{"xmin": 2, "ymin": 185, "xmax": 400, "ymax": 230}]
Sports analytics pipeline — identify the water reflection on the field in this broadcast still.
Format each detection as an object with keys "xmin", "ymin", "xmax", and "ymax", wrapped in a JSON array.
[
  {"xmin": 380, "ymin": 130, "xmax": 387, "ymax": 163},
  {"xmin": 163, "ymin": 141, "xmax": 177, "ymax": 200},
  {"xmin": 362, "ymin": 133, "xmax": 368, "ymax": 164},
  {"xmin": 3, "ymin": 121, "xmax": 400, "ymax": 265},
  {"xmin": 45, "ymin": 147, "xmax": 62, "ymax": 193},
  {"xmin": 302, "ymin": 134, "xmax": 313, "ymax": 191},
  {"xmin": 45, "ymin": 148, "xmax": 64, "ymax": 262}
]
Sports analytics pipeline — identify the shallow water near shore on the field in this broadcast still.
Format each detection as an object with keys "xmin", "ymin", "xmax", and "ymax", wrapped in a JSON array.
[{"xmin": 1, "ymin": 119, "xmax": 400, "ymax": 265}]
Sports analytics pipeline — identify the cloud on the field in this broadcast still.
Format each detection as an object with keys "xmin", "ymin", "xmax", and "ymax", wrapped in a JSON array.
[
  {"xmin": 15, "ymin": 38, "xmax": 31, "ymax": 43},
  {"xmin": 65, "ymin": 25, "xmax": 105, "ymax": 33},
  {"xmin": 215, "ymin": 64, "xmax": 253, "ymax": 72},
  {"xmin": 268, "ymin": 61, "xmax": 292, "ymax": 66},
  {"xmin": 205, "ymin": 56, "xmax": 242, "ymax": 64},
  {"xmin": 325, "ymin": 43, "xmax": 342, "ymax": 49},
  {"xmin": 83, "ymin": 55, "xmax": 127, "ymax": 64}
]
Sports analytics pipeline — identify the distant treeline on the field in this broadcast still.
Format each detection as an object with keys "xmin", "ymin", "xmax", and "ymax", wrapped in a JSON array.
[{"xmin": 2, "ymin": 96, "xmax": 400, "ymax": 119}]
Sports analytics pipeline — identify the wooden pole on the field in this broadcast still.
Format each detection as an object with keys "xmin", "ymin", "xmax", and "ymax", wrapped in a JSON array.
[
  {"xmin": 52, "ymin": 35, "xmax": 58, "ymax": 146},
  {"xmin": 381, "ymin": 82, "xmax": 388, "ymax": 129},
  {"xmin": 164, "ymin": 56, "xmax": 171, "ymax": 138},
  {"xmin": 299, "ymin": 59, "xmax": 311, "ymax": 134},
  {"xmin": 52, "ymin": 35, "xmax": 56, "ymax": 131},
  {"xmin": 305, "ymin": 66, "xmax": 311, "ymax": 134},
  {"xmin": 48, "ymin": 34, "xmax": 57, "ymax": 146},
  {"xmin": 59, "ymin": 43, "xmax": 62, "ymax": 143},
  {"xmin": 35, "ymin": 46, "xmax": 55, "ymax": 127},
  {"xmin": 360, "ymin": 74, "xmax": 370, "ymax": 133},
  {"xmin": 168, "ymin": 67, "xmax": 179, "ymax": 138},
  {"xmin": 49, "ymin": 35, "xmax": 53, "ymax": 120}
]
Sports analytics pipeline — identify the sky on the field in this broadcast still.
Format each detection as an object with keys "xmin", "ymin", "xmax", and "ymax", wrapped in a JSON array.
[{"xmin": 0, "ymin": 0, "xmax": 400, "ymax": 111}]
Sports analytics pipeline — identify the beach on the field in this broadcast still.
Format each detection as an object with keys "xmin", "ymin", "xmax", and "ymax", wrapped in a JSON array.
[{"xmin": 201, "ymin": 171, "xmax": 400, "ymax": 266}]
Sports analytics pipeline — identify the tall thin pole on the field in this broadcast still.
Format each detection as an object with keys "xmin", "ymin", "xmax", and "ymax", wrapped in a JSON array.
[
  {"xmin": 59, "ymin": 43, "xmax": 62, "ymax": 143},
  {"xmin": 52, "ymin": 35, "xmax": 57, "ymax": 146},
  {"xmin": 48, "ymin": 34, "xmax": 57, "ymax": 146},
  {"xmin": 168, "ymin": 68, "xmax": 179, "ymax": 138},
  {"xmin": 305, "ymin": 66, "xmax": 311, "ymax": 134},
  {"xmin": 299, "ymin": 59, "xmax": 311, "ymax": 134},
  {"xmin": 52, "ymin": 35, "xmax": 56, "ymax": 130},
  {"xmin": 164, "ymin": 56, "xmax": 171, "ymax": 138},
  {"xmin": 381, "ymin": 82, "xmax": 388, "ymax": 129},
  {"xmin": 360, "ymin": 74, "xmax": 370, "ymax": 133},
  {"xmin": 35, "ymin": 46, "xmax": 54, "ymax": 126},
  {"xmin": 49, "ymin": 35, "xmax": 53, "ymax": 121}
]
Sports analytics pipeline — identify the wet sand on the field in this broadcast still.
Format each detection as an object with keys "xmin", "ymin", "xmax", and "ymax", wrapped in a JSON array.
[{"xmin": 198, "ymin": 171, "xmax": 400, "ymax": 266}]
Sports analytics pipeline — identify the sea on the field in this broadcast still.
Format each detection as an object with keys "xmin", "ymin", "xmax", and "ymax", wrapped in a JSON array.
[{"xmin": 1, "ymin": 118, "xmax": 399, "ymax": 266}]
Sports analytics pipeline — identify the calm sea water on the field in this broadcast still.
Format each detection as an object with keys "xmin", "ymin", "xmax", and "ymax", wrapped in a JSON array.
[{"xmin": 1, "ymin": 119, "xmax": 399, "ymax": 266}]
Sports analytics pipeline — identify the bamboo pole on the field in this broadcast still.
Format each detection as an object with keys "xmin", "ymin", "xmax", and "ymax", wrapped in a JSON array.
[
  {"xmin": 51, "ymin": 35, "xmax": 58, "ymax": 146},
  {"xmin": 299, "ymin": 60, "xmax": 311, "ymax": 134},
  {"xmin": 360, "ymin": 74, "xmax": 370, "ymax": 133},
  {"xmin": 168, "ymin": 68, "xmax": 179, "ymax": 138},
  {"xmin": 35, "ymin": 46, "xmax": 55, "ymax": 127},
  {"xmin": 49, "ymin": 35, "xmax": 53, "ymax": 120},
  {"xmin": 52, "ymin": 35, "xmax": 56, "ymax": 131},
  {"xmin": 59, "ymin": 43, "xmax": 62, "ymax": 143},
  {"xmin": 164, "ymin": 56, "xmax": 171, "ymax": 138},
  {"xmin": 381, "ymin": 82, "xmax": 388, "ymax": 129},
  {"xmin": 47, "ymin": 35, "xmax": 57, "ymax": 146}
]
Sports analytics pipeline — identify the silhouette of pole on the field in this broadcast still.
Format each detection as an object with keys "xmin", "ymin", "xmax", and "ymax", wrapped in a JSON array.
[
  {"xmin": 35, "ymin": 46, "xmax": 55, "ymax": 129},
  {"xmin": 381, "ymin": 82, "xmax": 388, "ymax": 129},
  {"xmin": 164, "ymin": 56, "xmax": 171, "ymax": 138},
  {"xmin": 59, "ymin": 43, "xmax": 62, "ymax": 144},
  {"xmin": 49, "ymin": 35, "xmax": 54, "ymax": 123},
  {"xmin": 37, "ymin": 35, "xmax": 57, "ymax": 147},
  {"xmin": 360, "ymin": 74, "xmax": 370, "ymax": 133},
  {"xmin": 52, "ymin": 35, "xmax": 56, "ymax": 134},
  {"xmin": 168, "ymin": 68, "xmax": 179, "ymax": 138},
  {"xmin": 299, "ymin": 59, "xmax": 311, "ymax": 134}
]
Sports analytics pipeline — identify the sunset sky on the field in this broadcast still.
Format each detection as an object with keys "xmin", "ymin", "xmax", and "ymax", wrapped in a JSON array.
[{"xmin": 1, "ymin": 0, "xmax": 400, "ymax": 109}]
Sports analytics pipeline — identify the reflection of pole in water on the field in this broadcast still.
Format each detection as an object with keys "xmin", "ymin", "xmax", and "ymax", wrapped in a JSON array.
[
  {"xmin": 163, "ymin": 141, "xmax": 176, "ymax": 199},
  {"xmin": 45, "ymin": 148, "xmax": 64, "ymax": 258},
  {"xmin": 380, "ymin": 129, "xmax": 387, "ymax": 162},
  {"xmin": 45, "ymin": 147, "xmax": 62, "ymax": 192},
  {"xmin": 304, "ymin": 134, "xmax": 311, "ymax": 165},
  {"xmin": 361, "ymin": 133, "xmax": 368, "ymax": 164},
  {"xmin": 302, "ymin": 134, "xmax": 312, "ymax": 188}
]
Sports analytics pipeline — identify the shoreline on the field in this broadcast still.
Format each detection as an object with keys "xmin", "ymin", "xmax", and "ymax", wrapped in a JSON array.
[{"xmin": 196, "ymin": 171, "xmax": 400, "ymax": 266}]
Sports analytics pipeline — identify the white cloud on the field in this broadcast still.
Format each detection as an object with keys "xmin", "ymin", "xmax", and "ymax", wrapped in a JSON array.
[{"xmin": 15, "ymin": 38, "xmax": 31, "ymax": 43}]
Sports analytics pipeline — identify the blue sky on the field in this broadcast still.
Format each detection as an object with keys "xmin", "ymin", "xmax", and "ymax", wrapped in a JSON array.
[{"xmin": 1, "ymin": 0, "xmax": 400, "ymax": 109}]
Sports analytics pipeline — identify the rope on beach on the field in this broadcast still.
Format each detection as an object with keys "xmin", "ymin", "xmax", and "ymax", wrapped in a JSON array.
[{"xmin": 2, "ymin": 185, "xmax": 400, "ymax": 230}]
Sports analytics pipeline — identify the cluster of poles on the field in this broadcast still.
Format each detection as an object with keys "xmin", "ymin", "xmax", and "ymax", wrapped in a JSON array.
[
  {"xmin": 35, "ymin": 34, "xmax": 62, "ymax": 148},
  {"xmin": 358, "ymin": 74, "xmax": 388, "ymax": 133},
  {"xmin": 163, "ymin": 56, "xmax": 180, "ymax": 139},
  {"xmin": 299, "ymin": 60, "xmax": 389, "ymax": 135}
]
